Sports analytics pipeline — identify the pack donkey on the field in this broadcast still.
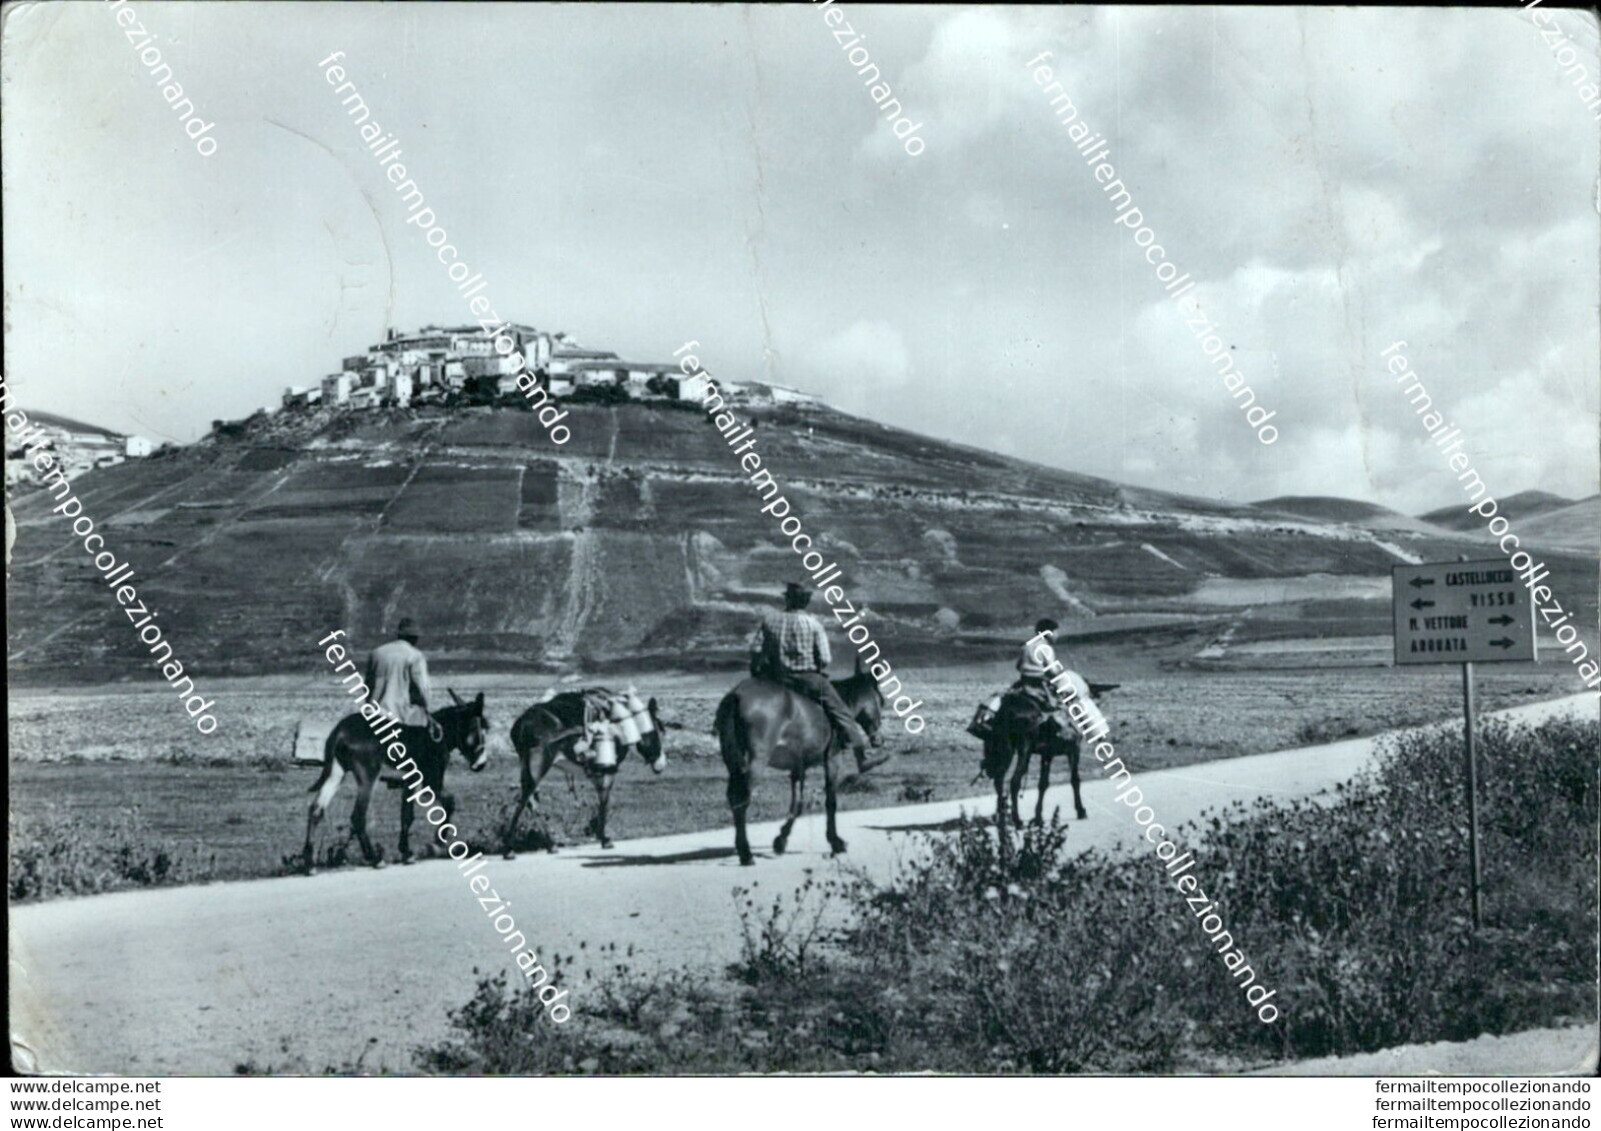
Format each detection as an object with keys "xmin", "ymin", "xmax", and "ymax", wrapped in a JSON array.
[
  {"xmin": 980, "ymin": 676, "xmax": 1116, "ymax": 836},
  {"xmin": 502, "ymin": 692, "xmax": 672, "ymax": 855}
]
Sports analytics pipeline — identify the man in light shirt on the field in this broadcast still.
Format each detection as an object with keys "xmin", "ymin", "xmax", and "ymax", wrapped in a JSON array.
[
  {"xmin": 1015, "ymin": 617, "xmax": 1066, "ymax": 712},
  {"xmin": 1017, "ymin": 618, "xmax": 1116, "ymax": 739},
  {"xmin": 364, "ymin": 616, "xmax": 439, "ymax": 752}
]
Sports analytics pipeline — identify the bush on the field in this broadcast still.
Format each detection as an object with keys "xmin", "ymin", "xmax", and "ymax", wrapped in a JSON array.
[
  {"xmin": 416, "ymin": 716, "xmax": 1597, "ymax": 1073},
  {"xmin": 1217, "ymin": 714, "xmax": 1599, "ymax": 1058},
  {"xmin": 842, "ymin": 817, "xmax": 1196, "ymax": 1072},
  {"xmin": 9, "ymin": 806, "xmax": 216, "ymax": 901},
  {"xmin": 565, "ymin": 384, "xmax": 630, "ymax": 406}
]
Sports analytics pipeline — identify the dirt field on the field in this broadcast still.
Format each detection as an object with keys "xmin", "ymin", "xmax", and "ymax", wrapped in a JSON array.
[
  {"xmin": 9, "ymin": 657, "xmax": 1579, "ymax": 896},
  {"xmin": 11, "ymin": 692, "xmax": 1593, "ymax": 1074}
]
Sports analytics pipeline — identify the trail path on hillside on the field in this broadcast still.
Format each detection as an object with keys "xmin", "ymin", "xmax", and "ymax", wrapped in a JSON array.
[
  {"xmin": 549, "ymin": 408, "xmax": 618, "ymax": 658},
  {"xmin": 10, "ymin": 693, "xmax": 1593, "ymax": 1075}
]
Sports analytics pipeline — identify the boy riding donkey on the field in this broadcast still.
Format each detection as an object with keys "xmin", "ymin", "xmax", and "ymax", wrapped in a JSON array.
[{"xmin": 971, "ymin": 617, "xmax": 1116, "ymax": 830}]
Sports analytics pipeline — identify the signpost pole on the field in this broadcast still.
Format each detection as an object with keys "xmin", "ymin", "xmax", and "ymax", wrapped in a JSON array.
[
  {"xmin": 1462, "ymin": 660, "xmax": 1483, "ymax": 929},
  {"xmin": 1393, "ymin": 559, "xmax": 1532, "ymax": 929}
]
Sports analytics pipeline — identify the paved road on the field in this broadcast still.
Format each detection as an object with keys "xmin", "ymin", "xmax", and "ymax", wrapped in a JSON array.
[
  {"xmin": 10, "ymin": 693, "xmax": 1594, "ymax": 1074},
  {"xmin": 1254, "ymin": 1024, "xmax": 1597, "ymax": 1076}
]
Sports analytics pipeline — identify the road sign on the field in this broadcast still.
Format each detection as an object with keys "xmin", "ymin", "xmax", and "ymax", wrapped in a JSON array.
[
  {"xmin": 1391, "ymin": 559, "xmax": 1538, "ymax": 666},
  {"xmin": 1390, "ymin": 558, "xmax": 1540, "ymax": 930}
]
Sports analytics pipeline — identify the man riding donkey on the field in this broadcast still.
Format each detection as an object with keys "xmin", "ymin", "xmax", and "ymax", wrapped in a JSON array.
[
  {"xmin": 751, "ymin": 582, "xmax": 891, "ymax": 780},
  {"xmin": 713, "ymin": 581, "xmax": 892, "ymax": 866},
  {"xmin": 971, "ymin": 617, "xmax": 1116, "ymax": 832}
]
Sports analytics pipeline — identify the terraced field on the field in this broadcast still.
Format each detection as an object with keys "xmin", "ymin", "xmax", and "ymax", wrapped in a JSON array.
[{"xmin": 11, "ymin": 399, "xmax": 1589, "ymax": 686}]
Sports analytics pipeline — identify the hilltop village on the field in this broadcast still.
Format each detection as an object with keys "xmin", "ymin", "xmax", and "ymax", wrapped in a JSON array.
[
  {"xmin": 280, "ymin": 324, "xmax": 823, "ymax": 414},
  {"xmin": 5, "ymin": 324, "xmax": 826, "ymax": 490}
]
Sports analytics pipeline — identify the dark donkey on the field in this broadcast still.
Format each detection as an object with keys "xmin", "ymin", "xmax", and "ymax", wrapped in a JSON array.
[
  {"xmin": 302, "ymin": 690, "xmax": 489, "ymax": 873},
  {"xmin": 982, "ymin": 680, "xmax": 1117, "ymax": 834},
  {"xmin": 714, "ymin": 657, "xmax": 885, "ymax": 866},
  {"xmin": 502, "ymin": 692, "xmax": 671, "ymax": 856},
  {"xmin": 982, "ymin": 690, "xmax": 1086, "ymax": 836}
]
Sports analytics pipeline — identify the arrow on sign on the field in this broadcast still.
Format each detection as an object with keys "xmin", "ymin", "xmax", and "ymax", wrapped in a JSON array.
[
  {"xmin": 1410, "ymin": 598, "xmax": 1435, "ymax": 610},
  {"xmin": 1408, "ymin": 577, "xmax": 1435, "ymax": 589},
  {"xmin": 1488, "ymin": 615, "xmax": 1514, "ymax": 626},
  {"xmin": 1489, "ymin": 638, "xmax": 1515, "ymax": 649}
]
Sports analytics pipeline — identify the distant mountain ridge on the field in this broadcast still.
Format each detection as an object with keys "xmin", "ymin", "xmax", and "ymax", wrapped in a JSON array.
[
  {"xmin": 1420, "ymin": 490, "xmax": 1575, "ymax": 532},
  {"xmin": 1514, "ymin": 497, "xmax": 1600, "ymax": 554},
  {"xmin": 1254, "ymin": 496, "xmax": 1401, "ymax": 522},
  {"xmin": 1417, "ymin": 489, "xmax": 1595, "ymax": 553},
  {"xmin": 1252, "ymin": 495, "xmax": 1445, "ymax": 536},
  {"xmin": 17, "ymin": 409, "xmax": 126, "ymax": 438},
  {"xmin": 1255, "ymin": 492, "xmax": 1589, "ymax": 548}
]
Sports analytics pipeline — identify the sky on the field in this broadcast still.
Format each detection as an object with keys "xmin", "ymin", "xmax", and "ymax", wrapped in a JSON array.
[{"xmin": 3, "ymin": 3, "xmax": 1597, "ymax": 514}]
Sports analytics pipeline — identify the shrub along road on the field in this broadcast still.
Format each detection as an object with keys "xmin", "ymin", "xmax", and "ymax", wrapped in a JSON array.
[{"xmin": 10, "ymin": 692, "xmax": 1593, "ymax": 1075}]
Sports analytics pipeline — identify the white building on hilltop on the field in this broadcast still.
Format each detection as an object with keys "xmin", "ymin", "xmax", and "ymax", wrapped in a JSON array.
[{"xmin": 3, "ymin": 410, "xmax": 154, "ymax": 485}]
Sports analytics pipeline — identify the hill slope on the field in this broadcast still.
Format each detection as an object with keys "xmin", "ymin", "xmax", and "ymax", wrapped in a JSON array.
[
  {"xmin": 5, "ymin": 400, "xmax": 1576, "ymax": 682},
  {"xmin": 1420, "ymin": 490, "xmax": 1574, "ymax": 532},
  {"xmin": 1513, "ymin": 496, "xmax": 1600, "ymax": 554},
  {"xmin": 1420, "ymin": 491, "xmax": 1594, "ymax": 552},
  {"xmin": 1251, "ymin": 495, "xmax": 1450, "ymax": 535}
]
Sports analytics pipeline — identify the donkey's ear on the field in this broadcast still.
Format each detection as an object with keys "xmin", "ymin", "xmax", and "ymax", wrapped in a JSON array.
[
  {"xmin": 649, "ymin": 697, "xmax": 682, "ymax": 730},
  {"xmin": 475, "ymin": 691, "xmax": 485, "ymax": 709},
  {"xmin": 448, "ymin": 687, "xmax": 465, "ymax": 705}
]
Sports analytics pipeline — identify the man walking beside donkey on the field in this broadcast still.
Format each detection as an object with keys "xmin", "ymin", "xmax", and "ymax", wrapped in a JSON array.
[{"xmin": 364, "ymin": 616, "xmax": 441, "ymax": 760}]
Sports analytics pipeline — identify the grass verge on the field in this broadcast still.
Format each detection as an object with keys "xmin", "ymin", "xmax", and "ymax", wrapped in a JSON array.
[
  {"xmin": 412, "ymin": 715, "xmax": 1598, "ymax": 1073},
  {"xmin": 9, "ymin": 805, "xmax": 218, "ymax": 902}
]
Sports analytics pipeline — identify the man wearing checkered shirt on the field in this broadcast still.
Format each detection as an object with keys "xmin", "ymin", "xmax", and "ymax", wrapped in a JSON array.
[{"xmin": 749, "ymin": 582, "xmax": 889, "ymax": 775}]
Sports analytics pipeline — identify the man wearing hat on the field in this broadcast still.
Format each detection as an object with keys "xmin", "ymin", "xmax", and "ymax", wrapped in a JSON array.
[
  {"xmin": 750, "ymin": 582, "xmax": 889, "ymax": 776},
  {"xmin": 364, "ymin": 616, "xmax": 440, "ymax": 752}
]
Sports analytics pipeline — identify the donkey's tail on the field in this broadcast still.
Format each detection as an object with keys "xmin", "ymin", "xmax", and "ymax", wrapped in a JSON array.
[
  {"xmin": 714, "ymin": 691, "xmax": 748, "ymax": 762},
  {"xmin": 307, "ymin": 727, "xmax": 338, "ymax": 793}
]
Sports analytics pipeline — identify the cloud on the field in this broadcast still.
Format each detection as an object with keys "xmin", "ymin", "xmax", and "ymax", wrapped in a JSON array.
[
  {"xmin": 799, "ymin": 320, "xmax": 911, "ymax": 410},
  {"xmin": 4, "ymin": 5, "xmax": 1595, "ymax": 512}
]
